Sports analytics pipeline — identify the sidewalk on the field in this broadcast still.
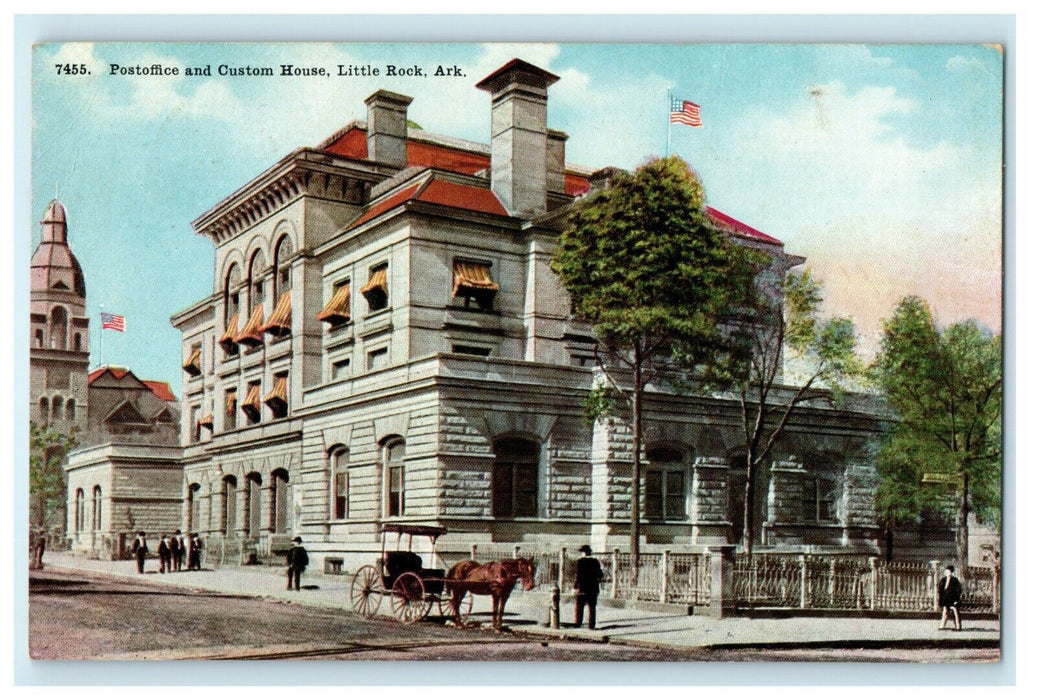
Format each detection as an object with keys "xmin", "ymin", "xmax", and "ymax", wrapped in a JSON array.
[{"xmin": 40, "ymin": 553, "xmax": 1000, "ymax": 652}]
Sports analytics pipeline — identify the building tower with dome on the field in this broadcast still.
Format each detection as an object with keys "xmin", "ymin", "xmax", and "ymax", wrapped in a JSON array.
[{"xmin": 30, "ymin": 199, "xmax": 90, "ymax": 435}]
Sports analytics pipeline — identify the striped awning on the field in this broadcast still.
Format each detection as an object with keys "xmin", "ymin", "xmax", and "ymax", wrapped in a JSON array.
[
  {"xmin": 182, "ymin": 348, "xmax": 202, "ymax": 376},
  {"xmin": 360, "ymin": 266, "xmax": 388, "ymax": 299},
  {"xmin": 240, "ymin": 384, "xmax": 261, "ymax": 416},
  {"xmin": 263, "ymin": 376, "xmax": 288, "ymax": 406},
  {"xmin": 316, "ymin": 284, "xmax": 351, "ymax": 324},
  {"xmin": 197, "ymin": 413, "xmax": 214, "ymax": 428},
  {"xmin": 235, "ymin": 305, "xmax": 265, "ymax": 346},
  {"xmin": 452, "ymin": 261, "xmax": 499, "ymax": 297},
  {"xmin": 218, "ymin": 314, "xmax": 239, "ymax": 351},
  {"xmin": 260, "ymin": 292, "xmax": 292, "ymax": 336}
]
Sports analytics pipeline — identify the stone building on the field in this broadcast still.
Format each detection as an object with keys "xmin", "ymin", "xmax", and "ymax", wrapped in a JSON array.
[
  {"xmin": 168, "ymin": 58, "xmax": 887, "ymax": 570},
  {"xmin": 30, "ymin": 199, "xmax": 90, "ymax": 437}
]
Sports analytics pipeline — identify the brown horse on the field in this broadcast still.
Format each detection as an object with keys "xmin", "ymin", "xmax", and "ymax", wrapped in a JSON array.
[{"xmin": 445, "ymin": 558, "xmax": 536, "ymax": 629}]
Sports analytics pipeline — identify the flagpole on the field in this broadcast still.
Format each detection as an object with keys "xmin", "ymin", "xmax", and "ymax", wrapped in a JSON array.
[
  {"xmin": 666, "ymin": 90, "xmax": 672, "ymax": 157},
  {"xmin": 98, "ymin": 305, "xmax": 104, "ymax": 370}
]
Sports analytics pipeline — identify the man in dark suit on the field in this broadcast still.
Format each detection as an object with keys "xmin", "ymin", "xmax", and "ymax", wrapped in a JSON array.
[
  {"xmin": 188, "ymin": 533, "xmax": 203, "ymax": 571},
  {"xmin": 286, "ymin": 536, "xmax": 309, "ymax": 591},
  {"xmin": 939, "ymin": 565, "xmax": 963, "ymax": 630},
  {"xmin": 574, "ymin": 544, "xmax": 604, "ymax": 629},
  {"xmin": 170, "ymin": 530, "xmax": 184, "ymax": 572},
  {"xmin": 131, "ymin": 532, "xmax": 148, "ymax": 574},
  {"xmin": 158, "ymin": 535, "xmax": 172, "ymax": 574}
]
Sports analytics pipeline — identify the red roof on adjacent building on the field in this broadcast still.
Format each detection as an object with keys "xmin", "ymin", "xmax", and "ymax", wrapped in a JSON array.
[
  {"xmin": 350, "ymin": 184, "xmax": 422, "ymax": 229},
  {"xmin": 706, "ymin": 206, "xmax": 783, "ymax": 246},
  {"xmin": 88, "ymin": 367, "xmax": 178, "ymax": 402},
  {"xmin": 143, "ymin": 380, "xmax": 178, "ymax": 403}
]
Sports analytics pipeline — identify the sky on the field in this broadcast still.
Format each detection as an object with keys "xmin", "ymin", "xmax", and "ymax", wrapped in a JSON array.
[{"xmin": 29, "ymin": 41, "xmax": 1003, "ymax": 398}]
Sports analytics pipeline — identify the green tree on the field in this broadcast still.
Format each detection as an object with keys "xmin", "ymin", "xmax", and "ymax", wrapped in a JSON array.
[
  {"xmin": 551, "ymin": 156, "xmax": 751, "ymax": 575},
  {"xmin": 30, "ymin": 421, "xmax": 78, "ymax": 539},
  {"xmin": 702, "ymin": 267, "xmax": 861, "ymax": 557},
  {"xmin": 873, "ymin": 296, "xmax": 1001, "ymax": 567}
]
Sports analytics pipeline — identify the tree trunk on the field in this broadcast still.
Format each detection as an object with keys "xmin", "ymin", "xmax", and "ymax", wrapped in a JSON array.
[
  {"xmin": 956, "ymin": 475, "xmax": 970, "ymax": 570},
  {"xmin": 630, "ymin": 357, "xmax": 643, "ymax": 585},
  {"xmin": 741, "ymin": 454, "xmax": 755, "ymax": 559}
]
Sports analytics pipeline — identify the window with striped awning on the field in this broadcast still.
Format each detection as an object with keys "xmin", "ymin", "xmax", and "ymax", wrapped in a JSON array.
[
  {"xmin": 241, "ymin": 383, "xmax": 261, "ymax": 423},
  {"xmin": 264, "ymin": 375, "xmax": 289, "ymax": 418},
  {"xmin": 235, "ymin": 305, "xmax": 266, "ymax": 346},
  {"xmin": 219, "ymin": 314, "xmax": 240, "ymax": 353},
  {"xmin": 182, "ymin": 347, "xmax": 202, "ymax": 376},
  {"xmin": 452, "ymin": 260, "xmax": 499, "ymax": 309},
  {"xmin": 317, "ymin": 283, "xmax": 351, "ymax": 324},
  {"xmin": 361, "ymin": 264, "xmax": 389, "ymax": 311},
  {"xmin": 260, "ymin": 292, "xmax": 292, "ymax": 336},
  {"xmin": 197, "ymin": 413, "xmax": 214, "ymax": 428}
]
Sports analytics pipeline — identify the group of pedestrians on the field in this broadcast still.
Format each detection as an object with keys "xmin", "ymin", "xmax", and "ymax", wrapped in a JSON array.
[{"xmin": 130, "ymin": 530, "xmax": 204, "ymax": 574}]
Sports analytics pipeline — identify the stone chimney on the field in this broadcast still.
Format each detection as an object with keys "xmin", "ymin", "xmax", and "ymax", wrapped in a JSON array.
[
  {"xmin": 476, "ymin": 59, "xmax": 560, "ymax": 218},
  {"xmin": 365, "ymin": 90, "xmax": 413, "ymax": 169},
  {"xmin": 547, "ymin": 129, "xmax": 567, "ymax": 194}
]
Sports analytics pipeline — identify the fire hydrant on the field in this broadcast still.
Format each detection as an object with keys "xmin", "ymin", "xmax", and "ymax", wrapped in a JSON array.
[{"xmin": 549, "ymin": 583, "xmax": 560, "ymax": 629}]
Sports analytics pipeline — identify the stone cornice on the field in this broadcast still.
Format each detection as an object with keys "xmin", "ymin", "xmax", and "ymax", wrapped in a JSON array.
[{"xmin": 191, "ymin": 150, "xmax": 393, "ymax": 245}]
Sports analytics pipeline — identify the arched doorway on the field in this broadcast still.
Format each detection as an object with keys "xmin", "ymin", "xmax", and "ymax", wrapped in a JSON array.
[
  {"xmin": 271, "ymin": 469, "xmax": 289, "ymax": 534},
  {"xmin": 245, "ymin": 472, "xmax": 262, "ymax": 539}
]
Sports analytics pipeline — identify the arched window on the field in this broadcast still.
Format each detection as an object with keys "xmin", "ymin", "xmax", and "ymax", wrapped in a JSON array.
[
  {"xmin": 645, "ymin": 446, "xmax": 687, "ymax": 521},
  {"xmin": 187, "ymin": 483, "xmax": 201, "ymax": 533},
  {"xmin": 223, "ymin": 475, "xmax": 237, "ymax": 536},
  {"xmin": 273, "ymin": 235, "xmax": 293, "ymax": 300},
  {"xmin": 330, "ymin": 447, "xmax": 349, "ymax": 520},
  {"xmin": 245, "ymin": 473, "xmax": 262, "ymax": 539},
  {"xmin": 491, "ymin": 437, "xmax": 539, "ymax": 518},
  {"xmin": 271, "ymin": 469, "xmax": 289, "ymax": 533},
  {"xmin": 224, "ymin": 263, "xmax": 241, "ymax": 324},
  {"xmin": 248, "ymin": 250, "xmax": 267, "ymax": 312},
  {"xmin": 38, "ymin": 397, "xmax": 49, "ymax": 422},
  {"xmin": 34, "ymin": 329, "xmax": 44, "ymax": 348},
  {"xmin": 74, "ymin": 488, "xmax": 85, "ymax": 532},
  {"xmin": 51, "ymin": 396, "xmax": 63, "ymax": 421},
  {"xmin": 92, "ymin": 485, "xmax": 102, "ymax": 531},
  {"xmin": 66, "ymin": 398, "xmax": 76, "ymax": 421},
  {"xmin": 49, "ymin": 307, "xmax": 68, "ymax": 350},
  {"xmin": 383, "ymin": 439, "xmax": 405, "ymax": 518},
  {"xmin": 74, "ymin": 333, "xmax": 82, "ymax": 352}
]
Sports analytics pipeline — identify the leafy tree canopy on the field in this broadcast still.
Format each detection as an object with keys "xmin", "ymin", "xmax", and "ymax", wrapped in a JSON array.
[{"xmin": 30, "ymin": 421, "xmax": 78, "ymax": 532}]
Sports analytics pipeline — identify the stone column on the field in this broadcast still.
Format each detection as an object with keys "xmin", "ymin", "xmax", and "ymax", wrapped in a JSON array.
[
  {"xmin": 930, "ymin": 560, "xmax": 942, "ymax": 612},
  {"xmin": 264, "ymin": 484, "xmax": 277, "ymax": 533},
  {"xmin": 706, "ymin": 545, "xmax": 736, "ymax": 619}
]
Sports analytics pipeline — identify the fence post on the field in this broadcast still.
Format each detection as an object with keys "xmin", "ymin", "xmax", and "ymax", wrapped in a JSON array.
[
  {"xmin": 829, "ymin": 559, "xmax": 836, "ymax": 607},
  {"xmin": 559, "ymin": 547, "xmax": 567, "ymax": 591},
  {"xmin": 868, "ymin": 557, "xmax": 878, "ymax": 611},
  {"xmin": 660, "ymin": 550, "xmax": 669, "ymax": 604},
  {"xmin": 610, "ymin": 547, "xmax": 620, "ymax": 600},
  {"xmin": 992, "ymin": 565, "xmax": 1000, "ymax": 615},
  {"xmin": 706, "ymin": 545, "xmax": 736, "ymax": 618},
  {"xmin": 929, "ymin": 560, "xmax": 942, "ymax": 612},
  {"xmin": 470, "ymin": 543, "xmax": 477, "ymax": 561},
  {"xmin": 799, "ymin": 554, "xmax": 808, "ymax": 609},
  {"xmin": 513, "ymin": 544, "xmax": 521, "ymax": 559}
]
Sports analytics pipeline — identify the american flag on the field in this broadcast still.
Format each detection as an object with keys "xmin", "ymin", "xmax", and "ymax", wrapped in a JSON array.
[
  {"xmin": 100, "ymin": 313, "xmax": 125, "ymax": 332},
  {"xmin": 670, "ymin": 97, "xmax": 702, "ymax": 128}
]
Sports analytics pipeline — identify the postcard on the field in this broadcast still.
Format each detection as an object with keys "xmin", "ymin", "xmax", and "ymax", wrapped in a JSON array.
[{"xmin": 27, "ymin": 40, "xmax": 1003, "ymax": 666}]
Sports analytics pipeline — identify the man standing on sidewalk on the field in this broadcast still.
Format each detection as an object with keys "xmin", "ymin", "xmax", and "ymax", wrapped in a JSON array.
[
  {"xmin": 574, "ymin": 544, "xmax": 603, "ymax": 630},
  {"xmin": 286, "ymin": 536, "xmax": 308, "ymax": 591},
  {"xmin": 939, "ymin": 565, "xmax": 963, "ymax": 631},
  {"xmin": 170, "ymin": 531, "xmax": 183, "ymax": 573},
  {"xmin": 131, "ymin": 532, "xmax": 148, "ymax": 574}
]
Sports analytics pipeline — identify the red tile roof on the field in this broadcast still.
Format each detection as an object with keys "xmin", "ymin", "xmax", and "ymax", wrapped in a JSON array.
[
  {"xmin": 322, "ymin": 126, "xmax": 590, "ymax": 196},
  {"xmin": 416, "ymin": 180, "xmax": 508, "ymax": 217},
  {"xmin": 143, "ymin": 380, "xmax": 178, "ymax": 403},
  {"xmin": 88, "ymin": 367, "xmax": 178, "ymax": 402},
  {"xmin": 706, "ymin": 207, "xmax": 783, "ymax": 246},
  {"xmin": 349, "ymin": 184, "xmax": 421, "ymax": 229}
]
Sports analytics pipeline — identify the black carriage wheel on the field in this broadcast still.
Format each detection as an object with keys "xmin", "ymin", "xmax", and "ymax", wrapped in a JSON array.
[
  {"xmin": 390, "ymin": 572, "xmax": 430, "ymax": 624},
  {"xmin": 439, "ymin": 590, "xmax": 474, "ymax": 625},
  {"xmin": 350, "ymin": 565, "xmax": 383, "ymax": 618}
]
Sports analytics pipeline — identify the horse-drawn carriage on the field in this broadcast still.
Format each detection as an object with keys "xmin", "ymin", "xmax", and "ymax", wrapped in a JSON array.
[{"xmin": 349, "ymin": 524, "xmax": 536, "ymax": 628}]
